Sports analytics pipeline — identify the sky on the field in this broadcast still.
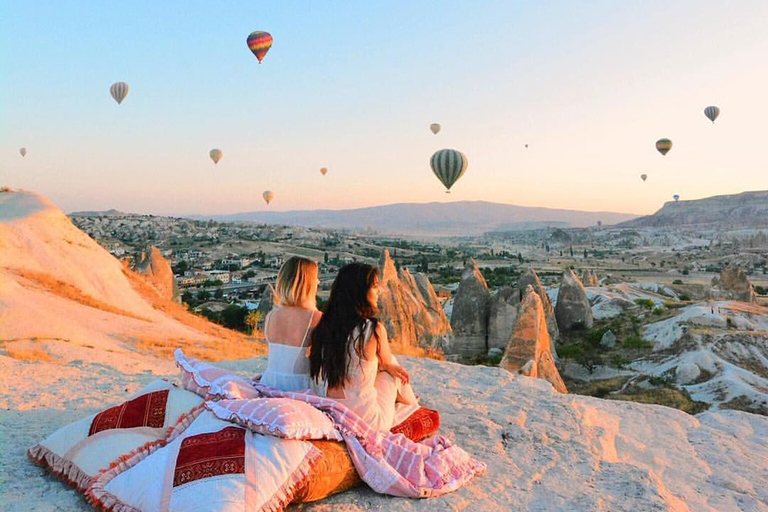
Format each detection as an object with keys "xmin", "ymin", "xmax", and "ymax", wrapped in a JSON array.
[{"xmin": 2, "ymin": 1, "xmax": 767, "ymax": 216}]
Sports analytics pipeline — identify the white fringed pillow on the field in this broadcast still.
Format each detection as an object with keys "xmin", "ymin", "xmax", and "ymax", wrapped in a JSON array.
[
  {"xmin": 27, "ymin": 380, "xmax": 203, "ymax": 492},
  {"xmin": 207, "ymin": 398, "xmax": 343, "ymax": 441},
  {"xmin": 175, "ymin": 348, "xmax": 260, "ymax": 400},
  {"xmin": 89, "ymin": 410, "xmax": 321, "ymax": 512}
]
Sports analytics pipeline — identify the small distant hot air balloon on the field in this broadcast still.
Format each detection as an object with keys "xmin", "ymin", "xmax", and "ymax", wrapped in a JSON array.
[
  {"xmin": 320, "ymin": 167, "xmax": 328, "ymax": 176},
  {"xmin": 597, "ymin": 220, "xmax": 603, "ymax": 227},
  {"xmin": 263, "ymin": 190, "xmax": 274, "ymax": 205},
  {"xmin": 525, "ymin": 144, "xmax": 529, "ymax": 148},
  {"xmin": 673, "ymin": 194, "xmax": 680, "ymax": 202},
  {"xmin": 19, "ymin": 148, "xmax": 27, "ymax": 157},
  {"xmin": 704, "ymin": 106, "xmax": 720, "ymax": 124},
  {"xmin": 656, "ymin": 138, "xmax": 672, "ymax": 156},
  {"xmin": 110, "ymin": 82, "xmax": 129, "ymax": 105},
  {"xmin": 430, "ymin": 123, "xmax": 441, "ymax": 135},
  {"xmin": 641, "ymin": 174, "xmax": 648, "ymax": 182},
  {"xmin": 209, "ymin": 149, "xmax": 223, "ymax": 165},
  {"xmin": 430, "ymin": 149, "xmax": 468, "ymax": 193},
  {"xmin": 247, "ymin": 31, "xmax": 273, "ymax": 63}
]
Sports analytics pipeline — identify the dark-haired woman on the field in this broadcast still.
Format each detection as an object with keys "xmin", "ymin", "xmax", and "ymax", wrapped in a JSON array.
[{"xmin": 309, "ymin": 263, "xmax": 419, "ymax": 431}]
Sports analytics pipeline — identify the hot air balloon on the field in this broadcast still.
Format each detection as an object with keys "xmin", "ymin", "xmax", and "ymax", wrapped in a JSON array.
[
  {"xmin": 656, "ymin": 138, "xmax": 672, "ymax": 156},
  {"xmin": 525, "ymin": 144, "xmax": 529, "ymax": 148},
  {"xmin": 597, "ymin": 220, "xmax": 603, "ymax": 227},
  {"xmin": 430, "ymin": 149, "xmax": 468, "ymax": 193},
  {"xmin": 430, "ymin": 123, "xmax": 441, "ymax": 135},
  {"xmin": 110, "ymin": 82, "xmax": 129, "ymax": 105},
  {"xmin": 263, "ymin": 190, "xmax": 274, "ymax": 205},
  {"xmin": 19, "ymin": 148, "xmax": 27, "ymax": 157},
  {"xmin": 704, "ymin": 106, "xmax": 720, "ymax": 123},
  {"xmin": 247, "ymin": 31, "xmax": 273, "ymax": 63},
  {"xmin": 641, "ymin": 174, "xmax": 647, "ymax": 182},
  {"xmin": 320, "ymin": 167, "xmax": 328, "ymax": 176},
  {"xmin": 673, "ymin": 194, "xmax": 680, "ymax": 202},
  {"xmin": 209, "ymin": 149, "xmax": 223, "ymax": 165}
]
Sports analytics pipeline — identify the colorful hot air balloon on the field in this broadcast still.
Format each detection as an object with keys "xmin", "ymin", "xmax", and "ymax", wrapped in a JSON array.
[
  {"xmin": 209, "ymin": 149, "xmax": 223, "ymax": 165},
  {"xmin": 110, "ymin": 82, "xmax": 129, "ymax": 105},
  {"xmin": 247, "ymin": 31, "xmax": 273, "ymax": 64},
  {"xmin": 673, "ymin": 194, "xmax": 680, "ymax": 202},
  {"xmin": 19, "ymin": 148, "xmax": 27, "ymax": 157},
  {"xmin": 430, "ymin": 123, "xmax": 441, "ymax": 135},
  {"xmin": 320, "ymin": 167, "xmax": 328, "ymax": 176},
  {"xmin": 430, "ymin": 149, "xmax": 468, "ymax": 193},
  {"xmin": 704, "ymin": 106, "xmax": 720, "ymax": 124},
  {"xmin": 641, "ymin": 174, "xmax": 647, "ymax": 182},
  {"xmin": 656, "ymin": 138, "xmax": 672, "ymax": 156},
  {"xmin": 263, "ymin": 190, "xmax": 274, "ymax": 205}
]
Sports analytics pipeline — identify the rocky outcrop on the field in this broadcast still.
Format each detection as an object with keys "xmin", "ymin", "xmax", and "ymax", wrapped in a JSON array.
[
  {"xmin": 581, "ymin": 269, "xmax": 599, "ymax": 287},
  {"xmin": 133, "ymin": 246, "xmax": 179, "ymax": 302},
  {"xmin": 412, "ymin": 271, "xmax": 452, "ymax": 337},
  {"xmin": 257, "ymin": 284, "xmax": 275, "ymax": 326},
  {"xmin": 518, "ymin": 267, "xmax": 559, "ymax": 349},
  {"xmin": 501, "ymin": 286, "xmax": 567, "ymax": 393},
  {"xmin": 712, "ymin": 265, "xmax": 757, "ymax": 303},
  {"xmin": 555, "ymin": 269, "xmax": 594, "ymax": 331},
  {"xmin": 449, "ymin": 259, "xmax": 491, "ymax": 356},
  {"xmin": 376, "ymin": 250, "xmax": 451, "ymax": 347},
  {"xmin": 488, "ymin": 287, "xmax": 520, "ymax": 350}
]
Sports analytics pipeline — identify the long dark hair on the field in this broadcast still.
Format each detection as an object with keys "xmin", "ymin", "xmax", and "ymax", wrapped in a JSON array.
[{"xmin": 309, "ymin": 263, "xmax": 380, "ymax": 389}]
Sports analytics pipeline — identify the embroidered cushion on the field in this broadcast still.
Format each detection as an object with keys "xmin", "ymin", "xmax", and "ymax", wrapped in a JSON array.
[
  {"xmin": 27, "ymin": 380, "xmax": 203, "ymax": 492},
  {"xmin": 206, "ymin": 398, "xmax": 343, "ymax": 442},
  {"xmin": 175, "ymin": 348, "xmax": 260, "ymax": 400},
  {"xmin": 89, "ymin": 410, "xmax": 320, "ymax": 512},
  {"xmin": 292, "ymin": 407, "xmax": 441, "ymax": 503}
]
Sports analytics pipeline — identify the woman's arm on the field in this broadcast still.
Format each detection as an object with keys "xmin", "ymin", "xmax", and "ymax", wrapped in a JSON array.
[{"xmin": 372, "ymin": 322, "xmax": 410, "ymax": 384}]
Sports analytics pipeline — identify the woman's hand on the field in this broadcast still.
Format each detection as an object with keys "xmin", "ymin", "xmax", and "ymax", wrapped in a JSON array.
[{"xmin": 382, "ymin": 363, "xmax": 410, "ymax": 384}]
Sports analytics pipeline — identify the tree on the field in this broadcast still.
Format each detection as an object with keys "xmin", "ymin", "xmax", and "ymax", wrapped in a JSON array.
[
  {"xmin": 324, "ymin": 252, "xmax": 329, "ymax": 264},
  {"xmin": 583, "ymin": 249, "xmax": 588, "ymax": 259},
  {"xmin": 196, "ymin": 289, "xmax": 210, "ymax": 302},
  {"xmin": 214, "ymin": 288, "xmax": 224, "ymax": 299},
  {"xmin": 569, "ymin": 246, "xmax": 574, "ymax": 257},
  {"xmin": 244, "ymin": 310, "xmax": 263, "ymax": 335},
  {"xmin": 220, "ymin": 305, "xmax": 248, "ymax": 331},
  {"xmin": 517, "ymin": 252, "xmax": 523, "ymax": 264}
]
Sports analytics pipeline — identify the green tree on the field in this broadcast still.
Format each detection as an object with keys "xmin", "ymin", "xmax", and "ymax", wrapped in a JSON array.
[
  {"xmin": 221, "ymin": 305, "xmax": 248, "ymax": 332},
  {"xmin": 214, "ymin": 288, "xmax": 224, "ymax": 299},
  {"xmin": 244, "ymin": 310, "xmax": 263, "ymax": 335}
]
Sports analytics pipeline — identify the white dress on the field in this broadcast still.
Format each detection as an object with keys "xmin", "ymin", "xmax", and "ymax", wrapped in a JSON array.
[
  {"xmin": 260, "ymin": 308, "xmax": 314, "ymax": 392},
  {"xmin": 330, "ymin": 320, "xmax": 419, "ymax": 431}
]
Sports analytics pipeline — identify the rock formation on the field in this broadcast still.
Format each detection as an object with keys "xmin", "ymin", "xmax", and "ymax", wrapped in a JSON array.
[
  {"xmin": 449, "ymin": 259, "xmax": 491, "ymax": 356},
  {"xmin": 711, "ymin": 265, "xmax": 757, "ymax": 303},
  {"xmin": 600, "ymin": 330, "xmax": 616, "ymax": 348},
  {"xmin": 487, "ymin": 287, "xmax": 520, "ymax": 350},
  {"xmin": 581, "ymin": 269, "xmax": 599, "ymax": 287},
  {"xmin": 257, "ymin": 284, "xmax": 275, "ymax": 327},
  {"xmin": 412, "ymin": 271, "xmax": 452, "ymax": 337},
  {"xmin": 133, "ymin": 246, "xmax": 179, "ymax": 302},
  {"xmin": 555, "ymin": 269, "xmax": 594, "ymax": 331},
  {"xmin": 376, "ymin": 250, "xmax": 451, "ymax": 347},
  {"xmin": 500, "ymin": 286, "xmax": 567, "ymax": 393},
  {"xmin": 518, "ymin": 267, "xmax": 559, "ymax": 349}
]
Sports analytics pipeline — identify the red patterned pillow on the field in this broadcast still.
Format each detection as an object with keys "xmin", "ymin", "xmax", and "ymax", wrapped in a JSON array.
[
  {"xmin": 27, "ymin": 380, "xmax": 203, "ymax": 492},
  {"xmin": 390, "ymin": 407, "xmax": 440, "ymax": 442}
]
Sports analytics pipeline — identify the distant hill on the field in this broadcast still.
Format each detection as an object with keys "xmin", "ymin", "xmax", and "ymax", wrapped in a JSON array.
[
  {"xmin": 617, "ymin": 190, "xmax": 768, "ymax": 229},
  {"xmin": 206, "ymin": 201, "xmax": 638, "ymax": 236},
  {"xmin": 70, "ymin": 208, "xmax": 128, "ymax": 217}
]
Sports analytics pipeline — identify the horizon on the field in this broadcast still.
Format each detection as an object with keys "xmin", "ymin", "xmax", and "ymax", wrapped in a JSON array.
[{"xmin": 3, "ymin": 1, "xmax": 768, "ymax": 215}]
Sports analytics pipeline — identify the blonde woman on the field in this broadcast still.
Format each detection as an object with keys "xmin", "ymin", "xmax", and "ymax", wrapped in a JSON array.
[{"xmin": 260, "ymin": 256, "xmax": 322, "ymax": 392}]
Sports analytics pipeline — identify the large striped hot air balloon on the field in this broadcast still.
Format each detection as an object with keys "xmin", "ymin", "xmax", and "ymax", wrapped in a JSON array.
[
  {"xmin": 247, "ymin": 31, "xmax": 273, "ymax": 63},
  {"xmin": 656, "ymin": 138, "xmax": 672, "ymax": 156},
  {"xmin": 430, "ymin": 149, "xmax": 468, "ymax": 193},
  {"xmin": 209, "ymin": 149, "xmax": 223, "ymax": 165},
  {"xmin": 263, "ymin": 190, "xmax": 274, "ymax": 205},
  {"xmin": 704, "ymin": 106, "xmax": 720, "ymax": 124},
  {"xmin": 430, "ymin": 123, "xmax": 441, "ymax": 135},
  {"xmin": 19, "ymin": 148, "xmax": 27, "ymax": 157},
  {"xmin": 110, "ymin": 82, "xmax": 129, "ymax": 104}
]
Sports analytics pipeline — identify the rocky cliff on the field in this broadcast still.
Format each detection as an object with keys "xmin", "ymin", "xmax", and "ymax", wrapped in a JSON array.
[
  {"xmin": 500, "ymin": 286, "xmax": 567, "ymax": 393},
  {"xmin": 448, "ymin": 259, "xmax": 491, "ymax": 356},
  {"xmin": 555, "ymin": 269, "xmax": 594, "ymax": 331},
  {"xmin": 711, "ymin": 265, "xmax": 757, "ymax": 303},
  {"xmin": 133, "ymin": 246, "xmax": 179, "ymax": 302}
]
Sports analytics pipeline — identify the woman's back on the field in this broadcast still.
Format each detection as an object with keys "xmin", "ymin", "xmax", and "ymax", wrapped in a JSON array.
[{"xmin": 261, "ymin": 307, "xmax": 320, "ymax": 391}]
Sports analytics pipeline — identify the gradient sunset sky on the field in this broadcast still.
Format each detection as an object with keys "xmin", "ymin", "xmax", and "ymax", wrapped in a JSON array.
[{"xmin": 2, "ymin": 1, "xmax": 767, "ymax": 216}]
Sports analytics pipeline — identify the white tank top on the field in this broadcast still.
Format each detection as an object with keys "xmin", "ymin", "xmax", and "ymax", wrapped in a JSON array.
[{"xmin": 260, "ymin": 308, "xmax": 314, "ymax": 392}]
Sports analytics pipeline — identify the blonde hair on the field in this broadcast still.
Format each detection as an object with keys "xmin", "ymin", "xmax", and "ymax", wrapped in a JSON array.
[{"xmin": 274, "ymin": 256, "xmax": 319, "ymax": 309}]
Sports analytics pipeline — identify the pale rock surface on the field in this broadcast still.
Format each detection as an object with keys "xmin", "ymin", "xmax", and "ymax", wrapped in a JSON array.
[
  {"xmin": 487, "ymin": 286, "xmax": 520, "ymax": 350},
  {"xmin": 133, "ymin": 246, "xmax": 179, "ymax": 302},
  {"xmin": 449, "ymin": 259, "xmax": 491, "ymax": 356},
  {"xmin": 5, "ymin": 353, "xmax": 768, "ymax": 512},
  {"xmin": 500, "ymin": 286, "xmax": 567, "ymax": 394},
  {"xmin": 398, "ymin": 267, "xmax": 450, "ymax": 346},
  {"xmin": 676, "ymin": 362, "xmax": 701, "ymax": 384},
  {"xmin": 554, "ymin": 269, "xmax": 594, "ymax": 331},
  {"xmin": 518, "ymin": 267, "xmax": 559, "ymax": 350},
  {"xmin": 580, "ymin": 269, "xmax": 599, "ymax": 287},
  {"xmin": 711, "ymin": 265, "xmax": 757, "ymax": 303},
  {"xmin": 413, "ymin": 271, "xmax": 452, "ymax": 338},
  {"xmin": 600, "ymin": 330, "xmax": 617, "ymax": 348}
]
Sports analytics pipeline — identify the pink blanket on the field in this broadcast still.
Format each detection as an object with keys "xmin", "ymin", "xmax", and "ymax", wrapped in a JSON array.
[{"xmin": 175, "ymin": 350, "xmax": 485, "ymax": 498}]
